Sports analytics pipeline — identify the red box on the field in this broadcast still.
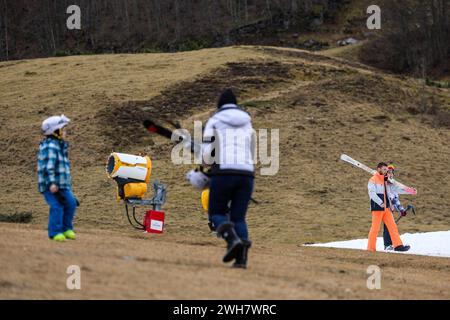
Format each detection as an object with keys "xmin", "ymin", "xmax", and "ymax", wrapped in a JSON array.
[{"xmin": 144, "ymin": 210, "xmax": 165, "ymax": 234}]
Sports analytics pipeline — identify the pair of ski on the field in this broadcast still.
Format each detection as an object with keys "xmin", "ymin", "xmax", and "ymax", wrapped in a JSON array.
[
  {"xmin": 340, "ymin": 154, "xmax": 417, "ymax": 222},
  {"xmin": 340, "ymin": 154, "xmax": 417, "ymax": 195},
  {"xmin": 143, "ymin": 118, "xmax": 259, "ymax": 204},
  {"xmin": 143, "ymin": 119, "xmax": 200, "ymax": 154}
]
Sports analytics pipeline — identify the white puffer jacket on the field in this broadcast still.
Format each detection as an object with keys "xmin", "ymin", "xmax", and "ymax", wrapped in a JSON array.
[{"xmin": 202, "ymin": 104, "xmax": 255, "ymax": 176}]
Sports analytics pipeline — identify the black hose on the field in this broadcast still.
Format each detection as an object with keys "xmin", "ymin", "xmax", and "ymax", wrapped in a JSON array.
[
  {"xmin": 125, "ymin": 203, "xmax": 144, "ymax": 230},
  {"xmin": 132, "ymin": 206, "xmax": 145, "ymax": 228}
]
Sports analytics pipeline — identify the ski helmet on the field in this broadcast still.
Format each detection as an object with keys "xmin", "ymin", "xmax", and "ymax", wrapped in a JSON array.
[
  {"xmin": 387, "ymin": 164, "xmax": 396, "ymax": 172},
  {"xmin": 41, "ymin": 115, "xmax": 70, "ymax": 136}
]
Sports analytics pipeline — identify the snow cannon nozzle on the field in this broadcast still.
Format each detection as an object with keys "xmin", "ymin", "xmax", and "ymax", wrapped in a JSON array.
[
  {"xmin": 106, "ymin": 152, "xmax": 167, "ymax": 231},
  {"xmin": 106, "ymin": 152, "xmax": 152, "ymax": 200}
]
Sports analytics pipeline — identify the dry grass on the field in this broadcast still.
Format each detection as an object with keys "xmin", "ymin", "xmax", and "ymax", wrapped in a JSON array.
[
  {"xmin": 1, "ymin": 223, "xmax": 449, "ymax": 299},
  {"xmin": 320, "ymin": 41, "xmax": 365, "ymax": 61},
  {"xmin": 1, "ymin": 46, "xmax": 449, "ymax": 245},
  {"xmin": 0, "ymin": 46, "xmax": 449, "ymax": 299}
]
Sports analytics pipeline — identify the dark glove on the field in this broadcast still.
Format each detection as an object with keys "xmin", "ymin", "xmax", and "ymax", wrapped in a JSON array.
[
  {"xmin": 55, "ymin": 191, "xmax": 80, "ymax": 207},
  {"xmin": 54, "ymin": 191, "xmax": 66, "ymax": 205},
  {"xmin": 400, "ymin": 210, "xmax": 407, "ymax": 217}
]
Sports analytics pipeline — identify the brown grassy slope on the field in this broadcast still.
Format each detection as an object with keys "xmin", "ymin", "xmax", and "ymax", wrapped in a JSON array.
[
  {"xmin": 0, "ymin": 46, "xmax": 449, "ymax": 246},
  {"xmin": 0, "ymin": 46, "xmax": 268, "ymax": 228},
  {"xmin": 1, "ymin": 223, "xmax": 450, "ymax": 299}
]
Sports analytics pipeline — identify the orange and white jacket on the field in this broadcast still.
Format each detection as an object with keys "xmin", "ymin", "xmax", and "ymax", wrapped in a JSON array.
[{"xmin": 368, "ymin": 172, "xmax": 391, "ymax": 211}]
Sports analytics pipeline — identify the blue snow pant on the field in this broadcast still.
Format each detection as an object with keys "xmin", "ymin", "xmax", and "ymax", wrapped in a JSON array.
[
  {"xmin": 208, "ymin": 175, "xmax": 254, "ymax": 241},
  {"xmin": 383, "ymin": 223, "xmax": 392, "ymax": 247},
  {"xmin": 43, "ymin": 189, "xmax": 77, "ymax": 238}
]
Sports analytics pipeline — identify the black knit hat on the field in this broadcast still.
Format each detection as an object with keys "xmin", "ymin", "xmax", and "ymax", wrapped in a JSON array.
[{"xmin": 217, "ymin": 88, "xmax": 237, "ymax": 109}]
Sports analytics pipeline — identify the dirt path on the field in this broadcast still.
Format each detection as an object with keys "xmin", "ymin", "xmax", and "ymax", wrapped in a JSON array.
[{"xmin": 1, "ymin": 223, "xmax": 449, "ymax": 299}]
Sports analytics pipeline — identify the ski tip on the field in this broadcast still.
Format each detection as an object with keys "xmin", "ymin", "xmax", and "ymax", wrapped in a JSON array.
[
  {"xmin": 405, "ymin": 187, "xmax": 418, "ymax": 195},
  {"xmin": 143, "ymin": 119, "xmax": 158, "ymax": 133},
  {"xmin": 143, "ymin": 119, "xmax": 154, "ymax": 128}
]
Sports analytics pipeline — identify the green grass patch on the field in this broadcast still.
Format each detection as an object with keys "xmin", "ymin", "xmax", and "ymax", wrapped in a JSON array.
[
  {"xmin": 0, "ymin": 212, "xmax": 33, "ymax": 223},
  {"xmin": 426, "ymin": 78, "xmax": 450, "ymax": 89}
]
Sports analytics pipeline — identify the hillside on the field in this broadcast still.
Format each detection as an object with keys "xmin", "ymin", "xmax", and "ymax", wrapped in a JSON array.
[
  {"xmin": 0, "ymin": 0, "xmax": 362, "ymax": 60},
  {"xmin": 0, "ymin": 46, "xmax": 449, "ymax": 299}
]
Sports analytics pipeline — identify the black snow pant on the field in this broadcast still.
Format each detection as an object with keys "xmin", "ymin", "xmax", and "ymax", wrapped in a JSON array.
[{"xmin": 383, "ymin": 223, "xmax": 392, "ymax": 247}]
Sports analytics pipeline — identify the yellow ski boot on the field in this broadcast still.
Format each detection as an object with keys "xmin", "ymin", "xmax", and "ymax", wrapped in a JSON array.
[
  {"xmin": 52, "ymin": 233, "xmax": 66, "ymax": 242},
  {"xmin": 63, "ymin": 230, "xmax": 76, "ymax": 240}
]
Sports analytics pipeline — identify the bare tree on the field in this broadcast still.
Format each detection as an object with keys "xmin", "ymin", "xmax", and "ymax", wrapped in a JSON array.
[
  {"xmin": 360, "ymin": 0, "xmax": 450, "ymax": 77},
  {"xmin": 3, "ymin": 0, "xmax": 9, "ymax": 60}
]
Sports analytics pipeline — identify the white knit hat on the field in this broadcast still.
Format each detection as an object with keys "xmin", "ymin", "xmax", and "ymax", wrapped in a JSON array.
[{"xmin": 41, "ymin": 115, "xmax": 70, "ymax": 135}]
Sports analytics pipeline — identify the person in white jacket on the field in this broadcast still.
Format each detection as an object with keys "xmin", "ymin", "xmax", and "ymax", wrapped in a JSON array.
[
  {"xmin": 202, "ymin": 88, "xmax": 255, "ymax": 268},
  {"xmin": 383, "ymin": 164, "xmax": 412, "ymax": 250}
]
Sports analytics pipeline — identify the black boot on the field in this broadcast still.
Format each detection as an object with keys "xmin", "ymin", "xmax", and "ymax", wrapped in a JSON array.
[
  {"xmin": 208, "ymin": 221, "xmax": 216, "ymax": 232},
  {"xmin": 216, "ymin": 222, "xmax": 243, "ymax": 263},
  {"xmin": 233, "ymin": 240, "xmax": 251, "ymax": 269},
  {"xmin": 394, "ymin": 244, "xmax": 411, "ymax": 252}
]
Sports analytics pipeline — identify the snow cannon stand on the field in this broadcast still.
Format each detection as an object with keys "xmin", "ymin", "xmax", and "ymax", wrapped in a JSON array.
[{"xmin": 106, "ymin": 152, "xmax": 167, "ymax": 233}]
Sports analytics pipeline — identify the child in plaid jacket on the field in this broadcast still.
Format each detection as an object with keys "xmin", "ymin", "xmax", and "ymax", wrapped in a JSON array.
[{"xmin": 38, "ymin": 115, "xmax": 78, "ymax": 241}]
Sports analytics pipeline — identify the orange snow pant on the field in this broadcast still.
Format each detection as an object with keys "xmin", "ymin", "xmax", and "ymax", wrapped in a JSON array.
[{"xmin": 367, "ymin": 209, "xmax": 403, "ymax": 251}]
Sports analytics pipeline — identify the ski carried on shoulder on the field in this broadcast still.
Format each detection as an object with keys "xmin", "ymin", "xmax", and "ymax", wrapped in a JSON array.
[
  {"xmin": 340, "ymin": 154, "xmax": 417, "ymax": 195},
  {"xmin": 143, "ymin": 118, "xmax": 259, "ymax": 204},
  {"xmin": 143, "ymin": 119, "xmax": 175, "ymax": 139},
  {"xmin": 143, "ymin": 118, "xmax": 201, "ymax": 154}
]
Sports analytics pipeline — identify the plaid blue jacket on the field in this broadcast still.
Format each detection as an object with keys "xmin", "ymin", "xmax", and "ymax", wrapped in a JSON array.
[{"xmin": 37, "ymin": 136, "xmax": 72, "ymax": 193}]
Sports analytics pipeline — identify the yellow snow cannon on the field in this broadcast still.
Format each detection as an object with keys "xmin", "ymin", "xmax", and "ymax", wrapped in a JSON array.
[
  {"xmin": 106, "ymin": 152, "xmax": 167, "ymax": 231},
  {"xmin": 106, "ymin": 152, "xmax": 152, "ymax": 200}
]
